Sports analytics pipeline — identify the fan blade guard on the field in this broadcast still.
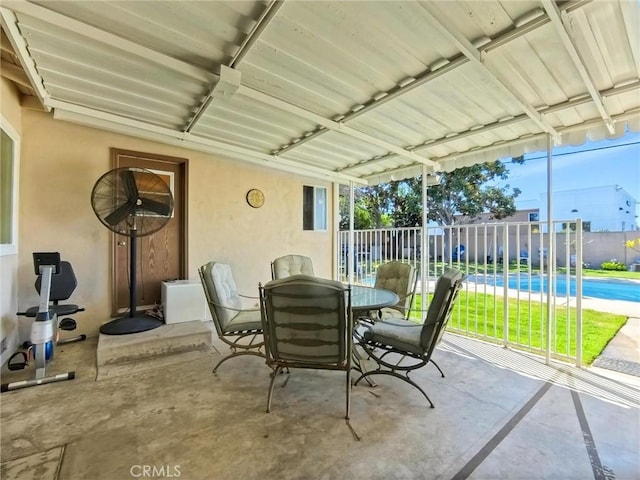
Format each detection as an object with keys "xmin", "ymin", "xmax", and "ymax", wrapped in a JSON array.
[{"xmin": 91, "ymin": 167, "xmax": 174, "ymax": 237}]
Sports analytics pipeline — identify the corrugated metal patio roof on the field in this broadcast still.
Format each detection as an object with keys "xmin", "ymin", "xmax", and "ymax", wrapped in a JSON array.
[{"xmin": 1, "ymin": 0, "xmax": 639, "ymax": 185}]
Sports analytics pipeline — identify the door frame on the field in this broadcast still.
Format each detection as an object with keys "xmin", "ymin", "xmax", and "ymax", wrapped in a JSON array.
[{"xmin": 110, "ymin": 148, "xmax": 188, "ymax": 315}]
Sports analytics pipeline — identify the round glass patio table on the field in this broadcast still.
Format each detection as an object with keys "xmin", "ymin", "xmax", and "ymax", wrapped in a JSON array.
[{"xmin": 349, "ymin": 285, "xmax": 399, "ymax": 312}]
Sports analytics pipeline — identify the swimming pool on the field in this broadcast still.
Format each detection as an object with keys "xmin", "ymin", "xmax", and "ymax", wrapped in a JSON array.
[{"xmin": 468, "ymin": 274, "xmax": 640, "ymax": 303}]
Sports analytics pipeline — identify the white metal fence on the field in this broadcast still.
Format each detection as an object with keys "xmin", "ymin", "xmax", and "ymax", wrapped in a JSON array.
[{"xmin": 338, "ymin": 220, "xmax": 584, "ymax": 366}]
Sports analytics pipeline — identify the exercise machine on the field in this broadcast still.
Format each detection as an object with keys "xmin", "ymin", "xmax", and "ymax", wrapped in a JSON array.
[
  {"xmin": 16, "ymin": 253, "xmax": 86, "ymax": 342},
  {"xmin": 2, "ymin": 253, "xmax": 83, "ymax": 392}
]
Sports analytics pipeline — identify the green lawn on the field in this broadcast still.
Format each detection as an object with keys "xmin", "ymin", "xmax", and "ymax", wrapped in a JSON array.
[
  {"xmin": 579, "ymin": 268, "xmax": 640, "ymax": 280},
  {"xmin": 412, "ymin": 292, "xmax": 627, "ymax": 365},
  {"xmin": 362, "ymin": 260, "xmax": 634, "ymax": 364}
]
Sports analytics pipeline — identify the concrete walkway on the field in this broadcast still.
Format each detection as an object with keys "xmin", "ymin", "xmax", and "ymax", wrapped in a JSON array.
[
  {"xmin": 578, "ymin": 296, "xmax": 640, "ymax": 377},
  {"xmin": 593, "ymin": 316, "xmax": 640, "ymax": 376}
]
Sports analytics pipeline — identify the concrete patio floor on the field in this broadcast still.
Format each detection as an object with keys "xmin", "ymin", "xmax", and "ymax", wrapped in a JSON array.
[{"xmin": 1, "ymin": 326, "xmax": 639, "ymax": 480}]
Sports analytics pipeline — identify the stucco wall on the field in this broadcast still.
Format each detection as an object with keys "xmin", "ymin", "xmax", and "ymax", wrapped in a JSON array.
[
  {"xmin": 0, "ymin": 78, "xmax": 22, "ymax": 364},
  {"xmin": 436, "ymin": 227, "xmax": 639, "ymax": 269},
  {"xmin": 582, "ymin": 231, "xmax": 640, "ymax": 268},
  {"xmin": 17, "ymin": 108, "xmax": 335, "ymax": 337}
]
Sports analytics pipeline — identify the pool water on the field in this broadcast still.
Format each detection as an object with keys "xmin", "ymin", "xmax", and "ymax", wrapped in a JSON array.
[{"xmin": 468, "ymin": 274, "xmax": 640, "ymax": 303}]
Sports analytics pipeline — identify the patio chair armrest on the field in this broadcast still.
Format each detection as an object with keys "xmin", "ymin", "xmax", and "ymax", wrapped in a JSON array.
[{"xmin": 206, "ymin": 299, "xmax": 260, "ymax": 313}]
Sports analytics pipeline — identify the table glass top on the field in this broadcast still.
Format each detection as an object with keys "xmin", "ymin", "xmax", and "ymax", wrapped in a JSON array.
[{"xmin": 350, "ymin": 285, "xmax": 399, "ymax": 310}]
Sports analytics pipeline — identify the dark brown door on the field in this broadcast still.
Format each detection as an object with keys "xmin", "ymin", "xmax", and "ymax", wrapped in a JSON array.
[{"xmin": 111, "ymin": 149, "xmax": 187, "ymax": 315}]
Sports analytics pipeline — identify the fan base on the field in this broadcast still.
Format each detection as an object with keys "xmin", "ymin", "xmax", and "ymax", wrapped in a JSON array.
[{"xmin": 99, "ymin": 314, "xmax": 163, "ymax": 335}]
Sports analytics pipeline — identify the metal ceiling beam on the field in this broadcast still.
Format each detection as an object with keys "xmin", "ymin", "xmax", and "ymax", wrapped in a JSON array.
[
  {"xmin": 418, "ymin": 2, "xmax": 561, "ymax": 143},
  {"xmin": 341, "ymin": 81, "xmax": 638, "ymax": 174},
  {"xmin": 554, "ymin": 107, "xmax": 639, "ymax": 135},
  {"xmin": 228, "ymin": 0, "xmax": 284, "ymax": 69},
  {"xmin": 275, "ymin": 3, "xmax": 585, "ymax": 159},
  {"xmin": 186, "ymin": 0, "xmax": 437, "ymax": 168},
  {"xmin": 411, "ymin": 81, "xmax": 638, "ymax": 150},
  {"xmin": 362, "ymin": 133, "xmax": 549, "ymax": 183},
  {"xmin": 0, "ymin": 7, "xmax": 50, "ymax": 110},
  {"xmin": 274, "ymin": 57, "xmax": 467, "ymax": 156},
  {"xmin": 2, "ymin": 0, "xmax": 430, "ymax": 171},
  {"xmin": 184, "ymin": 0, "xmax": 284, "ymax": 133},
  {"xmin": 337, "ymin": 3, "xmax": 609, "ymax": 175},
  {"xmin": 541, "ymin": 0, "xmax": 615, "ymax": 134},
  {"xmin": 185, "ymin": 65, "xmax": 241, "ymax": 133},
  {"xmin": 563, "ymin": 0, "xmax": 595, "ymax": 15},
  {"xmin": 483, "ymin": 9, "xmax": 549, "ymax": 52},
  {"xmin": 50, "ymin": 100, "xmax": 367, "ymax": 185},
  {"xmin": 2, "ymin": 1, "xmax": 211, "ymax": 83},
  {"xmin": 364, "ymin": 165, "xmax": 442, "ymax": 186},
  {"xmin": 4, "ymin": 0, "xmax": 631, "ymax": 186},
  {"xmin": 365, "ymin": 108, "xmax": 639, "ymax": 183},
  {"xmin": 237, "ymin": 86, "xmax": 438, "ymax": 168}
]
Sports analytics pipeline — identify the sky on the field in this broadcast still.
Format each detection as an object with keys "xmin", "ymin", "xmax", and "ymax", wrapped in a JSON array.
[{"xmin": 499, "ymin": 131, "xmax": 640, "ymax": 215}]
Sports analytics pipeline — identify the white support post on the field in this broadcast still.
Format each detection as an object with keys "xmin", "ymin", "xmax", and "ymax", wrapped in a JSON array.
[
  {"xmin": 575, "ymin": 219, "xmax": 583, "ymax": 368},
  {"xmin": 421, "ymin": 165, "xmax": 429, "ymax": 313},
  {"xmin": 333, "ymin": 182, "xmax": 339, "ymax": 281},
  {"xmin": 502, "ymin": 226, "xmax": 510, "ymax": 347},
  {"xmin": 348, "ymin": 181, "xmax": 355, "ymax": 285},
  {"xmin": 545, "ymin": 134, "xmax": 554, "ymax": 365}
]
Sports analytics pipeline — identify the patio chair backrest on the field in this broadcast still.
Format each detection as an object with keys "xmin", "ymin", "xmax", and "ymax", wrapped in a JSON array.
[
  {"xmin": 260, "ymin": 275, "xmax": 351, "ymax": 367},
  {"xmin": 374, "ymin": 261, "xmax": 417, "ymax": 316},
  {"xmin": 271, "ymin": 255, "xmax": 314, "ymax": 279},
  {"xmin": 199, "ymin": 261, "xmax": 242, "ymax": 331},
  {"xmin": 420, "ymin": 268, "xmax": 464, "ymax": 352}
]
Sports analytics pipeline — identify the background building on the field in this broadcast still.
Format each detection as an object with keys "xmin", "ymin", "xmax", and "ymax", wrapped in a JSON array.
[{"xmin": 531, "ymin": 185, "xmax": 638, "ymax": 232}]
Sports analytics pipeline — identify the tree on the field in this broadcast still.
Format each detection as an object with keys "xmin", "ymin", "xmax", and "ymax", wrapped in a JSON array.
[
  {"xmin": 338, "ymin": 184, "xmax": 393, "ymax": 230},
  {"xmin": 339, "ymin": 157, "xmax": 525, "ymax": 229},
  {"xmin": 422, "ymin": 157, "xmax": 524, "ymax": 226}
]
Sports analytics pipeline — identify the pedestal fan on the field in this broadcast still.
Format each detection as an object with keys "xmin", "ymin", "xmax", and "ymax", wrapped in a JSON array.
[{"xmin": 91, "ymin": 167, "xmax": 174, "ymax": 335}]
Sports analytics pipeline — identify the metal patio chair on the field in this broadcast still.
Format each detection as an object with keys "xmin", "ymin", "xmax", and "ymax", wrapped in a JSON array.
[
  {"xmin": 259, "ymin": 275, "xmax": 353, "ymax": 419},
  {"xmin": 199, "ymin": 261, "xmax": 265, "ymax": 374},
  {"xmin": 354, "ymin": 268, "xmax": 464, "ymax": 407}
]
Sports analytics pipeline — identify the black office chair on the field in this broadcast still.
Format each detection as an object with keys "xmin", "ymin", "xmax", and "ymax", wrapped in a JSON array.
[{"xmin": 17, "ymin": 253, "xmax": 86, "ymax": 345}]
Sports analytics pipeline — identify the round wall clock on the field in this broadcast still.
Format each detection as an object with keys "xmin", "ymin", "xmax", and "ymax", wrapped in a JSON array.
[{"xmin": 246, "ymin": 188, "xmax": 265, "ymax": 208}]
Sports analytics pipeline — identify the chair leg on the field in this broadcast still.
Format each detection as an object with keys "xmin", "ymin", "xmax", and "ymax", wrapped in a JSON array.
[
  {"xmin": 354, "ymin": 370, "xmax": 435, "ymax": 408},
  {"xmin": 266, "ymin": 366, "xmax": 282, "ymax": 413},
  {"xmin": 351, "ymin": 344, "xmax": 377, "ymax": 387},
  {"xmin": 212, "ymin": 350, "xmax": 264, "ymax": 375},
  {"xmin": 430, "ymin": 359, "xmax": 445, "ymax": 378},
  {"xmin": 345, "ymin": 369, "xmax": 351, "ymax": 420}
]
